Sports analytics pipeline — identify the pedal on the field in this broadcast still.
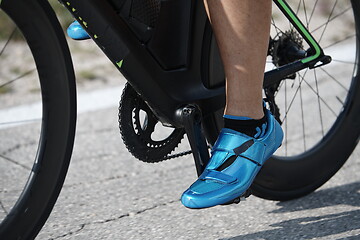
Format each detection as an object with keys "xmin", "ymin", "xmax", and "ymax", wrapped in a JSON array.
[{"xmin": 221, "ymin": 189, "xmax": 252, "ymax": 205}]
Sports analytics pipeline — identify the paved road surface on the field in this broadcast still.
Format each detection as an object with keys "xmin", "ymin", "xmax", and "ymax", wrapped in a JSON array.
[
  {"xmin": 33, "ymin": 83, "xmax": 360, "ymax": 240},
  {"xmin": 2, "ymin": 36, "xmax": 359, "ymax": 240}
]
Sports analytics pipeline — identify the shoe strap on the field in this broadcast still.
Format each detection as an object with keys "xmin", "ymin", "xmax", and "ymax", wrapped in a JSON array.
[
  {"xmin": 199, "ymin": 169, "xmax": 237, "ymax": 184},
  {"xmin": 210, "ymin": 129, "xmax": 267, "ymax": 166}
]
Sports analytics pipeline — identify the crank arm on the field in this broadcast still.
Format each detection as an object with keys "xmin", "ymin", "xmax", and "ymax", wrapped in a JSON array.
[{"xmin": 176, "ymin": 105, "xmax": 210, "ymax": 176}]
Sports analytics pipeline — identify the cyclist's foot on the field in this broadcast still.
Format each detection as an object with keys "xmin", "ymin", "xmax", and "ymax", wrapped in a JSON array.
[
  {"xmin": 181, "ymin": 107, "xmax": 283, "ymax": 209},
  {"xmin": 67, "ymin": 21, "xmax": 90, "ymax": 40}
]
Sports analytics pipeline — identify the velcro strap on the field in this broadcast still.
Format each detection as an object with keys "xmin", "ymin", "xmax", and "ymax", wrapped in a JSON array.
[
  {"xmin": 237, "ymin": 141, "xmax": 266, "ymax": 165},
  {"xmin": 199, "ymin": 169, "xmax": 237, "ymax": 184},
  {"xmin": 212, "ymin": 141, "xmax": 266, "ymax": 166}
]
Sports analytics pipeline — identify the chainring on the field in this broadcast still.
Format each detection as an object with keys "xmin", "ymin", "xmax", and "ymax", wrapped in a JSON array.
[{"xmin": 118, "ymin": 83, "xmax": 186, "ymax": 163}]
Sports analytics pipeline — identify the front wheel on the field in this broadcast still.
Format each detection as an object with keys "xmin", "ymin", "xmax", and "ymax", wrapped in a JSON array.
[
  {"xmin": 203, "ymin": 0, "xmax": 360, "ymax": 201},
  {"xmin": 0, "ymin": 0, "xmax": 76, "ymax": 238}
]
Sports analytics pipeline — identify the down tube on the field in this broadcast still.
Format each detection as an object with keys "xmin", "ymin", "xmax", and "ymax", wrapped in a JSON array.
[{"xmin": 59, "ymin": 0, "xmax": 186, "ymax": 126}]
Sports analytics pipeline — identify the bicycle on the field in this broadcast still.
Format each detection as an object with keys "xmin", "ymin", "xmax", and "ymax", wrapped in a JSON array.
[{"xmin": 0, "ymin": 0, "xmax": 359, "ymax": 238}]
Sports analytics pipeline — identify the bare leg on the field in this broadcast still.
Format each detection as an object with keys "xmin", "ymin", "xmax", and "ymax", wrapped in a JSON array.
[
  {"xmin": 204, "ymin": 0, "xmax": 272, "ymax": 119},
  {"xmin": 181, "ymin": 1, "xmax": 283, "ymax": 209}
]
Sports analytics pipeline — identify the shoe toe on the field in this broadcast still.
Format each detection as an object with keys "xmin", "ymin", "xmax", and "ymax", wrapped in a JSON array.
[
  {"xmin": 181, "ymin": 189, "xmax": 217, "ymax": 209},
  {"xmin": 181, "ymin": 178, "xmax": 245, "ymax": 209},
  {"xmin": 181, "ymin": 191, "xmax": 201, "ymax": 209},
  {"xmin": 181, "ymin": 180, "xmax": 225, "ymax": 208}
]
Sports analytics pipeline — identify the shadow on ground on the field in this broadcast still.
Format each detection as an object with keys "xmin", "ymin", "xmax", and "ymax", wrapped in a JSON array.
[
  {"xmin": 272, "ymin": 181, "xmax": 360, "ymax": 213},
  {"xmin": 222, "ymin": 181, "xmax": 360, "ymax": 240}
]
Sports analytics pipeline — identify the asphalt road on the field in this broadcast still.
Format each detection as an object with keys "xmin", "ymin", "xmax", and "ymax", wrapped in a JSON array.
[
  {"xmin": 34, "ymin": 85, "xmax": 360, "ymax": 240},
  {"xmin": 1, "ymin": 1, "xmax": 358, "ymax": 239},
  {"xmin": 1, "ymin": 35, "xmax": 358, "ymax": 240}
]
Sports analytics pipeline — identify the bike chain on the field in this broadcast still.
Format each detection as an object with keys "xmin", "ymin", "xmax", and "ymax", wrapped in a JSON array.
[{"xmin": 161, "ymin": 149, "xmax": 193, "ymax": 160}]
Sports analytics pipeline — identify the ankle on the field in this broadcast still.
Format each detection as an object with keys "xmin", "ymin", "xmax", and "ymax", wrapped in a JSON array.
[
  {"xmin": 224, "ymin": 113, "xmax": 267, "ymax": 138},
  {"xmin": 225, "ymin": 103, "xmax": 264, "ymax": 120}
]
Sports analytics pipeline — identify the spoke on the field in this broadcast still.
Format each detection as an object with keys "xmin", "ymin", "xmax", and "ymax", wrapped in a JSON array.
[
  {"xmin": 308, "ymin": 0, "xmax": 320, "ymax": 25},
  {"xmin": 319, "ymin": 67, "xmax": 348, "ymax": 92},
  {"xmin": 302, "ymin": 78, "xmax": 338, "ymax": 117},
  {"xmin": 336, "ymin": 96, "xmax": 344, "ymax": 106},
  {"xmin": 295, "ymin": 0, "xmax": 302, "ymax": 15},
  {"xmin": 282, "ymin": 69, "xmax": 309, "ymax": 156},
  {"xmin": 281, "ymin": 69, "xmax": 309, "ymax": 123},
  {"xmin": 0, "ymin": 69, "xmax": 36, "ymax": 89},
  {"xmin": 331, "ymin": 59, "xmax": 355, "ymax": 65},
  {"xmin": 311, "ymin": 6, "xmax": 351, "ymax": 35},
  {"xmin": 318, "ymin": 0, "xmax": 338, "ymax": 44},
  {"xmin": 323, "ymin": 34, "xmax": 356, "ymax": 50},
  {"xmin": 0, "ymin": 27, "xmax": 17, "ymax": 57},
  {"xmin": 271, "ymin": 18, "xmax": 285, "ymax": 36},
  {"xmin": 0, "ymin": 154, "xmax": 31, "ymax": 171},
  {"xmin": 313, "ymin": 70, "xmax": 325, "ymax": 137},
  {"xmin": 274, "ymin": 80, "xmax": 286, "ymax": 97},
  {"xmin": 271, "ymin": 17, "xmax": 279, "ymax": 36},
  {"xmin": 0, "ymin": 200, "xmax": 8, "ymax": 215},
  {"xmin": 301, "ymin": 0, "xmax": 309, "ymax": 29},
  {"xmin": 281, "ymin": 69, "xmax": 337, "ymax": 122},
  {"xmin": 299, "ymin": 84, "xmax": 306, "ymax": 151}
]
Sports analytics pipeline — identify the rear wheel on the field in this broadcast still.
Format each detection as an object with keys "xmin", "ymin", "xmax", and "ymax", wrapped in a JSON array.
[
  {"xmin": 0, "ymin": 0, "xmax": 76, "ymax": 238},
  {"xmin": 203, "ymin": 0, "xmax": 360, "ymax": 200}
]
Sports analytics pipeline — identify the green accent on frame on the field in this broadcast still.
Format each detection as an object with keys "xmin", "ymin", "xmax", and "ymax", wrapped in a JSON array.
[
  {"xmin": 116, "ymin": 60, "xmax": 124, "ymax": 68},
  {"xmin": 275, "ymin": 0, "xmax": 322, "ymax": 64}
]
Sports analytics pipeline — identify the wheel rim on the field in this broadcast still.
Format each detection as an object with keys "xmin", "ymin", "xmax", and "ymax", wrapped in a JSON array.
[
  {"xmin": 251, "ymin": 0, "xmax": 360, "ymax": 198},
  {"xmin": 0, "ymin": 10, "xmax": 43, "ymax": 225},
  {"xmin": 269, "ymin": 0, "xmax": 358, "ymax": 158},
  {"xmin": 203, "ymin": 0, "xmax": 360, "ymax": 198}
]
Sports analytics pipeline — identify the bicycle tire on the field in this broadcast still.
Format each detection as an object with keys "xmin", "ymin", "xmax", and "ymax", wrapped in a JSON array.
[
  {"xmin": 202, "ymin": 0, "xmax": 360, "ymax": 201},
  {"xmin": 0, "ymin": 0, "xmax": 76, "ymax": 239}
]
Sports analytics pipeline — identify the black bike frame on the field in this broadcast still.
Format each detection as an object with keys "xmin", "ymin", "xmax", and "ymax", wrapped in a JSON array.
[
  {"xmin": 59, "ymin": 0, "xmax": 327, "ymax": 126},
  {"xmin": 59, "ymin": 0, "xmax": 329, "ymax": 174}
]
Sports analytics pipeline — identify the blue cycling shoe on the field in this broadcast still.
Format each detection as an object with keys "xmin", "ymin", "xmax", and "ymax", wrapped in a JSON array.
[
  {"xmin": 67, "ymin": 21, "xmax": 90, "ymax": 40},
  {"xmin": 181, "ymin": 108, "xmax": 283, "ymax": 209}
]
